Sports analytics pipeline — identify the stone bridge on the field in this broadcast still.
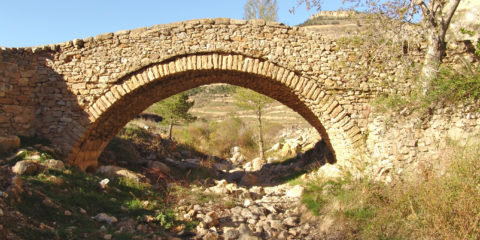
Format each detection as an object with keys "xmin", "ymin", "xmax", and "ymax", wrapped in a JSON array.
[{"xmin": 0, "ymin": 18, "xmax": 408, "ymax": 170}]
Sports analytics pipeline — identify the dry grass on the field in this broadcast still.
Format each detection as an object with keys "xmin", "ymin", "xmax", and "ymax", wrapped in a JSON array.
[{"xmin": 302, "ymin": 139, "xmax": 480, "ymax": 239}]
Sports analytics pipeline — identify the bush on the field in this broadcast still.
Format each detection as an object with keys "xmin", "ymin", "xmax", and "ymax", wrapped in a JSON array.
[
  {"xmin": 176, "ymin": 117, "xmax": 258, "ymax": 158},
  {"xmin": 374, "ymin": 65, "xmax": 480, "ymax": 114}
]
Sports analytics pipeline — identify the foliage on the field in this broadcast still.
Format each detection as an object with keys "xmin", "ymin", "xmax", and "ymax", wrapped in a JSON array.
[
  {"xmin": 233, "ymin": 87, "xmax": 274, "ymax": 113},
  {"xmin": 374, "ymin": 65, "xmax": 480, "ymax": 114},
  {"xmin": 302, "ymin": 140, "xmax": 480, "ymax": 239},
  {"xmin": 176, "ymin": 117, "xmax": 257, "ymax": 158},
  {"xmin": 293, "ymin": 0, "xmax": 461, "ymax": 92},
  {"xmin": 149, "ymin": 92, "xmax": 195, "ymax": 125},
  {"xmin": 148, "ymin": 92, "xmax": 195, "ymax": 138},
  {"xmin": 244, "ymin": 0, "xmax": 278, "ymax": 21}
]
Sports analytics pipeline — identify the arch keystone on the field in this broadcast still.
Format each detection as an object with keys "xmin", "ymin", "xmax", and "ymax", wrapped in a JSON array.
[
  {"xmin": 265, "ymin": 62, "xmax": 274, "ymax": 78},
  {"xmin": 212, "ymin": 53, "xmax": 219, "ymax": 69},
  {"xmin": 226, "ymin": 55, "xmax": 233, "ymax": 70},
  {"xmin": 186, "ymin": 56, "xmax": 194, "ymax": 70},
  {"xmin": 147, "ymin": 70, "xmax": 155, "ymax": 81},
  {"xmin": 221, "ymin": 55, "xmax": 227, "ymax": 70},
  {"xmin": 236, "ymin": 55, "xmax": 244, "ymax": 70},
  {"xmin": 168, "ymin": 61, "xmax": 176, "ymax": 73},
  {"xmin": 156, "ymin": 64, "xmax": 165, "ymax": 77}
]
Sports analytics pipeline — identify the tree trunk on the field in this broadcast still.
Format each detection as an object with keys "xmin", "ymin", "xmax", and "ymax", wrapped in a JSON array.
[
  {"xmin": 420, "ymin": 0, "xmax": 461, "ymax": 95},
  {"xmin": 420, "ymin": 28, "xmax": 445, "ymax": 94},
  {"xmin": 168, "ymin": 117, "xmax": 173, "ymax": 140},
  {"xmin": 257, "ymin": 107, "xmax": 265, "ymax": 161}
]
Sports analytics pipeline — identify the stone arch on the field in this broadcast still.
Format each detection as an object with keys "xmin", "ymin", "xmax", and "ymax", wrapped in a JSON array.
[{"xmin": 65, "ymin": 53, "xmax": 363, "ymax": 170}]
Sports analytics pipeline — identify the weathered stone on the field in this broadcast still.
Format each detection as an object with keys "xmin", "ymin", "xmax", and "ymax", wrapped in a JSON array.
[
  {"xmin": 96, "ymin": 165, "xmax": 149, "ymax": 184},
  {"xmin": 42, "ymin": 159, "xmax": 65, "ymax": 170},
  {"xmin": 204, "ymin": 211, "xmax": 219, "ymax": 227},
  {"xmin": 0, "ymin": 135, "xmax": 20, "ymax": 153},
  {"xmin": 223, "ymin": 227, "xmax": 240, "ymax": 239},
  {"xmin": 12, "ymin": 160, "xmax": 43, "ymax": 175},
  {"xmin": 147, "ymin": 160, "xmax": 170, "ymax": 174},
  {"xmin": 93, "ymin": 213, "xmax": 118, "ymax": 225},
  {"xmin": 285, "ymin": 185, "xmax": 304, "ymax": 198}
]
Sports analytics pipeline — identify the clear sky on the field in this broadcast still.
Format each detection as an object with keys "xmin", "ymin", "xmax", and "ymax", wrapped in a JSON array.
[{"xmin": 0, "ymin": 0, "xmax": 342, "ymax": 47}]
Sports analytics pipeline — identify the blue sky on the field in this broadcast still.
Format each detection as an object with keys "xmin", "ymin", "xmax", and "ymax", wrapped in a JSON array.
[{"xmin": 0, "ymin": 0, "xmax": 342, "ymax": 47}]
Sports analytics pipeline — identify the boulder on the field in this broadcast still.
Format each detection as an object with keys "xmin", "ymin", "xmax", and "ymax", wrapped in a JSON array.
[
  {"xmin": 147, "ymin": 160, "xmax": 170, "ymax": 174},
  {"xmin": 223, "ymin": 227, "xmax": 240, "ymax": 240},
  {"xmin": 285, "ymin": 185, "xmax": 304, "ymax": 198},
  {"xmin": 251, "ymin": 158, "xmax": 264, "ymax": 172},
  {"xmin": 97, "ymin": 165, "xmax": 149, "ymax": 184},
  {"xmin": 230, "ymin": 146, "xmax": 246, "ymax": 165},
  {"xmin": 0, "ymin": 135, "xmax": 20, "ymax": 154},
  {"xmin": 42, "ymin": 159, "xmax": 65, "ymax": 170},
  {"xmin": 238, "ymin": 223, "xmax": 259, "ymax": 240},
  {"xmin": 204, "ymin": 211, "xmax": 218, "ymax": 227},
  {"xmin": 12, "ymin": 160, "xmax": 44, "ymax": 175},
  {"xmin": 316, "ymin": 164, "xmax": 343, "ymax": 180},
  {"xmin": 93, "ymin": 213, "xmax": 118, "ymax": 225}
]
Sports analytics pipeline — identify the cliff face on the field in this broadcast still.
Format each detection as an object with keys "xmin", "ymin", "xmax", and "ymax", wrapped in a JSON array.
[{"xmin": 448, "ymin": 0, "xmax": 480, "ymax": 42}]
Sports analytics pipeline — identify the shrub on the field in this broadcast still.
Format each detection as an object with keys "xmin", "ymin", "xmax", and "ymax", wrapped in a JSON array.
[
  {"xmin": 374, "ymin": 65, "xmax": 480, "ymax": 115},
  {"xmin": 176, "ymin": 117, "xmax": 258, "ymax": 159}
]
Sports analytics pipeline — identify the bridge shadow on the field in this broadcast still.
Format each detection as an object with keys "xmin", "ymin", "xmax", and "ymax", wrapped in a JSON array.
[
  {"xmin": 0, "ymin": 48, "xmax": 90, "ymax": 160},
  {"xmin": 218, "ymin": 140, "xmax": 336, "ymax": 187},
  {"xmin": 98, "ymin": 122, "xmax": 335, "ymax": 189}
]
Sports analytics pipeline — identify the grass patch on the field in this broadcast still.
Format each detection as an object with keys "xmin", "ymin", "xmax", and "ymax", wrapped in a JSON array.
[
  {"xmin": 14, "ymin": 166, "xmax": 187, "ymax": 239},
  {"xmin": 176, "ymin": 117, "xmax": 258, "ymax": 159}
]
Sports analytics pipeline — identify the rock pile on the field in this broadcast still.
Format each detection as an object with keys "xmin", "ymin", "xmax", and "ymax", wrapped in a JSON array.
[{"xmin": 176, "ymin": 180, "xmax": 325, "ymax": 240}]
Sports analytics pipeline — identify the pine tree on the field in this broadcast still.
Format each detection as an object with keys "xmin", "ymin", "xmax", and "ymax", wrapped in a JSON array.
[{"xmin": 149, "ymin": 93, "xmax": 195, "ymax": 140}]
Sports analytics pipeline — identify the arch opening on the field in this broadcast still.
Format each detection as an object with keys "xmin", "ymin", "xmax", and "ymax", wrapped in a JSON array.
[{"xmin": 67, "ymin": 54, "xmax": 361, "ymax": 171}]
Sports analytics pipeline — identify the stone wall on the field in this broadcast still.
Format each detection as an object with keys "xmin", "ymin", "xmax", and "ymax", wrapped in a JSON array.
[{"xmin": 366, "ymin": 102, "xmax": 480, "ymax": 182}]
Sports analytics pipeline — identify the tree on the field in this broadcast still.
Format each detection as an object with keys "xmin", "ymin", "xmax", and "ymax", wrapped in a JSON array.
[
  {"xmin": 292, "ymin": 0, "xmax": 461, "ymax": 94},
  {"xmin": 149, "ymin": 93, "xmax": 195, "ymax": 140},
  {"xmin": 239, "ymin": 0, "xmax": 278, "ymax": 161},
  {"xmin": 234, "ymin": 87, "xmax": 274, "ymax": 161},
  {"xmin": 244, "ymin": 0, "xmax": 279, "ymax": 21}
]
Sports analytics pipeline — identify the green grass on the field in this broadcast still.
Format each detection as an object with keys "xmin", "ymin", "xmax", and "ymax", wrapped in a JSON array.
[
  {"xmin": 13, "ymin": 166, "xmax": 186, "ymax": 239},
  {"xmin": 5, "ymin": 149, "xmax": 54, "ymax": 166}
]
